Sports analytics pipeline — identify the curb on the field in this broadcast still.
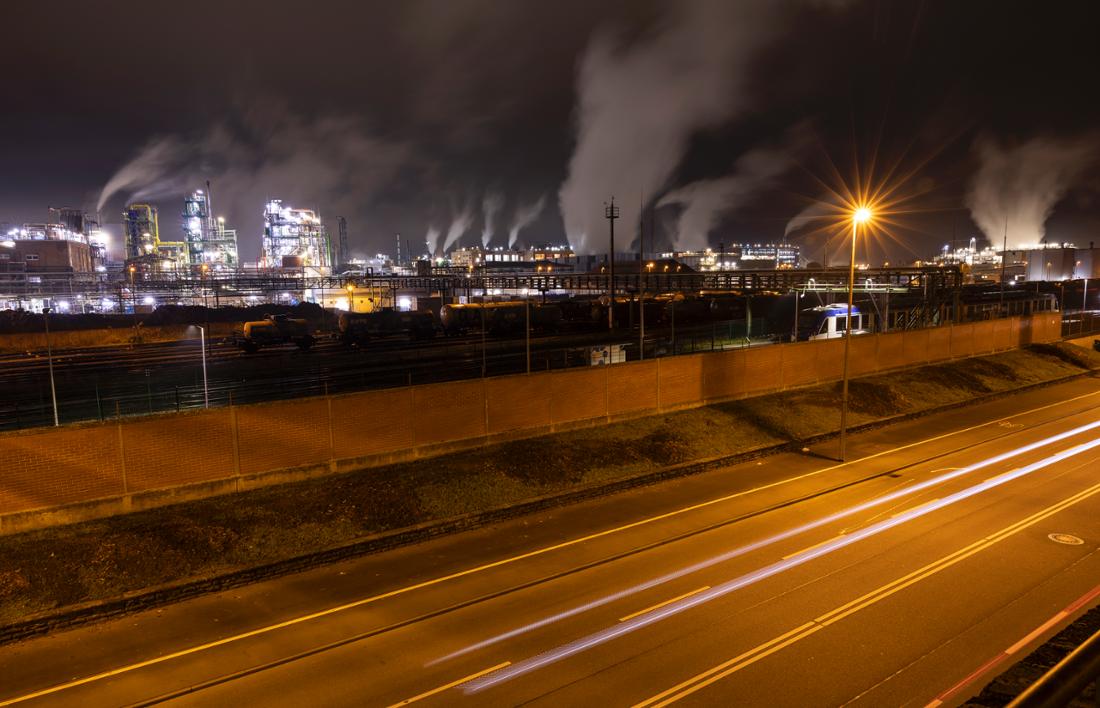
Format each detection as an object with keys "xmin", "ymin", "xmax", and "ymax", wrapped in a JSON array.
[{"xmin": 1, "ymin": 366, "xmax": 1095, "ymax": 645}]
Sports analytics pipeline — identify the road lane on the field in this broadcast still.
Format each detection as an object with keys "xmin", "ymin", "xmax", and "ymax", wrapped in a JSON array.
[
  {"xmin": 0, "ymin": 378, "xmax": 1095, "ymax": 703},
  {"xmin": 56, "ymin": 414, "xmax": 1100, "ymax": 703}
]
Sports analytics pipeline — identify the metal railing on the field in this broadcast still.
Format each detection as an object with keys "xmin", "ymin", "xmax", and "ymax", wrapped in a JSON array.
[
  {"xmin": 1008, "ymin": 626, "xmax": 1100, "ymax": 707},
  {"xmin": 1061, "ymin": 310, "xmax": 1100, "ymax": 339},
  {"xmin": 0, "ymin": 318, "xmax": 777, "ymax": 431}
]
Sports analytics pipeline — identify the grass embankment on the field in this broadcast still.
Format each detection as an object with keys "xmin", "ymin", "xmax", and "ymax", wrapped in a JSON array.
[{"xmin": 1, "ymin": 343, "xmax": 1097, "ymax": 626}]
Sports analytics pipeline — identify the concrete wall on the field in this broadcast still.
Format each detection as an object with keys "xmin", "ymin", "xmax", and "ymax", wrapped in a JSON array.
[{"xmin": 0, "ymin": 313, "xmax": 1063, "ymax": 532}]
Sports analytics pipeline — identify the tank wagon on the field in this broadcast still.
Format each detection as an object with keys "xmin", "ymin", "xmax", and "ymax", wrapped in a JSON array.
[
  {"xmin": 235, "ymin": 314, "xmax": 315, "ymax": 353},
  {"xmin": 441, "ymin": 302, "xmax": 563, "ymax": 335},
  {"xmin": 338, "ymin": 309, "xmax": 437, "ymax": 346}
]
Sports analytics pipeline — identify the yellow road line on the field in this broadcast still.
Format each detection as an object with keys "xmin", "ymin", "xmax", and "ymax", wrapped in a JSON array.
[
  {"xmin": 635, "ymin": 472, "xmax": 1100, "ymax": 707},
  {"xmin": 386, "ymin": 661, "xmax": 510, "ymax": 707},
  {"xmin": 633, "ymin": 622, "xmax": 819, "ymax": 707},
  {"xmin": 3, "ymin": 390, "xmax": 1097, "ymax": 707},
  {"xmin": 620, "ymin": 587, "xmax": 711, "ymax": 623}
]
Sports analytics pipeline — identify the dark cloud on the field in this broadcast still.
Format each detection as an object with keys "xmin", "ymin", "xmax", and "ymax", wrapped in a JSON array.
[{"xmin": 2, "ymin": 0, "xmax": 1100, "ymax": 260}]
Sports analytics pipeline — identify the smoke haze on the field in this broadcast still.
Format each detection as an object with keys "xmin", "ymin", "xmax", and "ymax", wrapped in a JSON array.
[
  {"xmin": 425, "ymin": 226, "xmax": 441, "ymax": 257},
  {"xmin": 659, "ymin": 141, "xmax": 799, "ymax": 251},
  {"xmin": 96, "ymin": 111, "xmax": 410, "ymax": 260},
  {"xmin": 481, "ymin": 191, "xmax": 504, "ymax": 247},
  {"xmin": 558, "ymin": 0, "xmax": 782, "ymax": 254},
  {"xmin": 443, "ymin": 201, "xmax": 476, "ymax": 251},
  {"xmin": 508, "ymin": 195, "xmax": 547, "ymax": 247},
  {"xmin": 967, "ymin": 134, "xmax": 1100, "ymax": 248}
]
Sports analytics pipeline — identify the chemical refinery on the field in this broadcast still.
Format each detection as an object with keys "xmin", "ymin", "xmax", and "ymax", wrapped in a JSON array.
[{"xmin": 2, "ymin": 185, "xmax": 1099, "ymax": 317}]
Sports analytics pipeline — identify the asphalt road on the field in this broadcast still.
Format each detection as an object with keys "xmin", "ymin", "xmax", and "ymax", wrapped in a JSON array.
[{"xmin": 1, "ymin": 378, "xmax": 1099, "ymax": 707}]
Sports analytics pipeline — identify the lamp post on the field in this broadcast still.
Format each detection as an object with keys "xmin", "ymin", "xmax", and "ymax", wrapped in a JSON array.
[
  {"xmin": 198, "ymin": 325, "xmax": 209, "ymax": 409},
  {"xmin": 839, "ymin": 206, "xmax": 872, "ymax": 462},
  {"xmin": 128, "ymin": 264, "xmax": 138, "ymax": 334},
  {"xmin": 605, "ymin": 199, "xmax": 619, "ymax": 330},
  {"xmin": 43, "ymin": 307, "xmax": 59, "ymax": 426},
  {"xmin": 346, "ymin": 283, "xmax": 354, "ymax": 313}
]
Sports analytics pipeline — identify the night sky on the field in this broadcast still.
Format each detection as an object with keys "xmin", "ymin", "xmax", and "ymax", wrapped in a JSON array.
[{"xmin": 3, "ymin": 0, "xmax": 1100, "ymax": 264}]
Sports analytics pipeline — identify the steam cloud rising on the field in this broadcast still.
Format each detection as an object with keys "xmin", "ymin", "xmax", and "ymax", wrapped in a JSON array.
[
  {"xmin": 481, "ymin": 191, "xmax": 504, "ymax": 247},
  {"xmin": 659, "ymin": 141, "xmax": 800, "ymax": 251},
  {"xmin": 96, "ymin": 112, "xmax": 409, "ymax": 260},
  {"xmin": 508, "ymin": 195, "xmax": 546, "ymax": 248},
  {"xmin": 558, "ymin": 0, "xmax": 781, "ymax": 254},
  {"xmin": 967, "ymin": 134, "xmax": 1099, "ymax": 248},
  {"xmin": 425, "ymin": 226, "xmax": 441, "ymax": 257},
  {"xmin": 443, "ymin": 201, "xmax": 476, "ymax": 252}
]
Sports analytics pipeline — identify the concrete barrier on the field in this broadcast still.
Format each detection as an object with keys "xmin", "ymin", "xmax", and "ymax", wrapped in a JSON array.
[{"xmin": 0, "ymin": 313, "xmax": 1062, "ymax": 532}]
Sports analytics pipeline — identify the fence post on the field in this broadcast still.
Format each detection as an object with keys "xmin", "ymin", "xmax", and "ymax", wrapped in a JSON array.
[
  {"xmin": 325, "ymin": 382, "xmax": 337, "ymax": 471},
  {"xmin": 229, "ymin": 393, "xmax": 241, "ymax": 480},
  {"xmin": 656, "ymin": 358, "xmax": 662, "ymax": 411},
  {"xmin": 115, "ymin": 401, "xmax": 128, "ymax": 496}
]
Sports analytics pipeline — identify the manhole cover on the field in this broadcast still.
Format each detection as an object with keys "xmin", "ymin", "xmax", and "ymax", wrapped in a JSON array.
[{"xmin": 1048, "ymin": 533, "xmax": 1084, "ymax": 545}]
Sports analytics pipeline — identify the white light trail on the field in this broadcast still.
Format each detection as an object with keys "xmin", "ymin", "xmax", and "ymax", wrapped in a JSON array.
[
  {"xmin": 431, "ymin": 419, "xmax": 1100, "ymax": 666},
  {"xmin": 463, "ymin": 431, "xmax": 1100, "ymax": 693}
]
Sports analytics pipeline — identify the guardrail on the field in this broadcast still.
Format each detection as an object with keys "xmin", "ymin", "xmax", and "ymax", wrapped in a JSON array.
[{"xmin": 1007, "ymin": 627, "xmax": 1100, "ymax": 707}]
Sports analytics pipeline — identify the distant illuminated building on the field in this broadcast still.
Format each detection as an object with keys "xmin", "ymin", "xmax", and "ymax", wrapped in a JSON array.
[
  {"xmin": 1007, "ymin": 242, "xmax": 1100, "ymax": 281},
  {"xmin": 123, "ymin": 204, "xmax": 159, "ymax": 260},
  {"xmin": 262, "ymin": 199, "xmax": 331, "ymax": 272},
  {"xmin": 740, "ymin": 243, "xmax": 799, "ymax": 268},
  {"xmin": 183, "ymin": 189, "xmax": 238, "ymax": 271},
  {"xmin": 449, "ymin": 244, "xmax": 576, "ymax": 271},
  {"xmin": 661, "ymin": 243, "xmax": 800, "ymax": 270},
  {"xmin": 123, "ymin": 203, "xmax": 189, "ymax": 275}
]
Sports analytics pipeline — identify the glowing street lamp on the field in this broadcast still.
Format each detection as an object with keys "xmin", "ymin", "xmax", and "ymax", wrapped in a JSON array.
[
  {"xmin": 346, "ymin": 283, "xmax": 354, "ymax": 312},
  {"xmin": 839, "ymin": 206, "xmax": 872, "ymax": 462}
]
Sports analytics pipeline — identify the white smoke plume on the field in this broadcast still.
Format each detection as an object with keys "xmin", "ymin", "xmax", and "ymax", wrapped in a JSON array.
[
  {"xmin": 967, "ymin": 134, "xmax": 1099, "ymax": 248},
  {"xmin": 425, "ymin": 226, "xmax": 441, "ymax": 257},
  {"xmin": 558, "ymin": 1, "xmax": 783, "ymax": 254},
  {"xmin": 481, "ymin": 191, "xmax": 504, "ymax": 247},
  {"xmin": 508, "ymin": 195, "xmax": 546, "ymax": 247},
  {"xmin": 783, "ymin": 200, "xmax": 834, "ymax": 239},
  {"xmin": 96, "ymin": 111, "xmax": 410, "ymax": 260},
  {"xmin": 659, "ymin": 143, "xmax": 797, "ymax": 251},
  {"xmin": 443, "ymin": 201, "xmax": 476, "ymax": 251}
]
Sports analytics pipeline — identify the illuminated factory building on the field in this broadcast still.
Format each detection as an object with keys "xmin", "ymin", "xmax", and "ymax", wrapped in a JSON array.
[
  {"xmin": 123, "ymin": 203, "xmax": 189, "ymax": 275},
  {"xmin": 662, "ymin": 244, "xmax": 800, "ymax": 271},
  {"xmin": 183, "ymin": 189, "xmax": 238, "ymax": 272},
  {"xmin": 262, "ymin": 199, "xmax": 331, "ymax": 273}
]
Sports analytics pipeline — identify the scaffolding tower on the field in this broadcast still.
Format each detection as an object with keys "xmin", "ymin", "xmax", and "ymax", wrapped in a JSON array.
[
  {"xmin": 261, "ymin": 199, "xmax": 331, "ymax": 272},
  {"xmin": 183, "ymin": 188, "xmax": 238, "ymax": 272}
]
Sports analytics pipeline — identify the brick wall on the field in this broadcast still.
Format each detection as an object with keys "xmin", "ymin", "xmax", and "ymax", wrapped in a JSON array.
[{"xmin": 0, "ymin": 313, "xmax": 1064, "ymax": 523}]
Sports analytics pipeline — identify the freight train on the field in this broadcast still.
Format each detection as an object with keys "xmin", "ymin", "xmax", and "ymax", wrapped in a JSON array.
[
  {"xmin": 440, "ymin": 302, "xmax": 563, "ymax": 335},
  {"xmin": 338, "ymin": 309, "xmax": 437, "ymax": 346},
  {"xmin": 326, "ymin": 286, "xmax": 1059, "ymax": 350}
]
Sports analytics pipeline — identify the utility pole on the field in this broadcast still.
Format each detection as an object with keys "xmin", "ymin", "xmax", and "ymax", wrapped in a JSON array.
[
  {"xmin": 639, "ymin": 196, "xmax": 645, "ymax": 360},
  {"xmin": 999, "ymin": 217, "xmax": 1008, "ymax": 315},
  {"xmin": 605, "ymin": 198, "xmax": 619, "ymax": 330}
]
